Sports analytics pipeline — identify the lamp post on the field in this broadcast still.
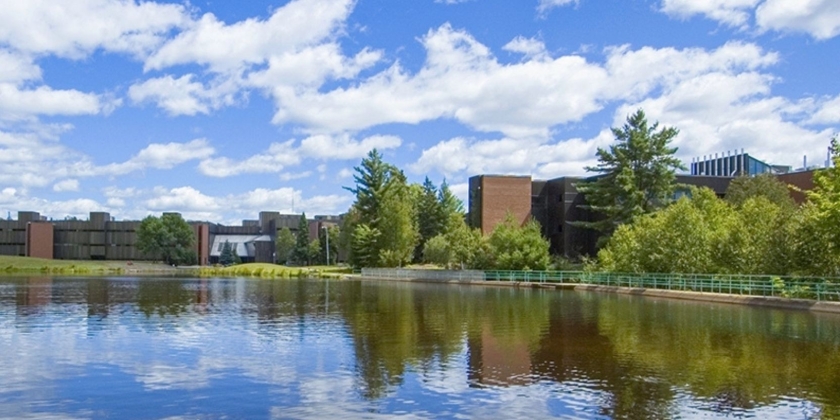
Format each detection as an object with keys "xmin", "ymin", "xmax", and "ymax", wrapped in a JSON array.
[{"xmin": 322, "ymin": 225, "xmax": 330, "ymax": 266}]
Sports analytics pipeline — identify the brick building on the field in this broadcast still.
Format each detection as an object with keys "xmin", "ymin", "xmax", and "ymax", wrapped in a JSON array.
[{"xmin": 469, "ymin": 169, "xmax": 816, "ymax": 258}]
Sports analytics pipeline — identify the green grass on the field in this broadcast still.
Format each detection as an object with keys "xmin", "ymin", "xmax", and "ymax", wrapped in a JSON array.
[
  {"xmin": 0, "ymin": 255, "xmax": 149, "ymax": 275},
  {"xmin": 0, "ymin": 256, "xmax": 353, "ymax": 279},
  {"xmin": 198, "ymin": 263, "xmax": 352, "ymax": 279}
]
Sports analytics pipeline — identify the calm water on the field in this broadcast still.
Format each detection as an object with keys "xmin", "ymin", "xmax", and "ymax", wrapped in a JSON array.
[{"xmin": 1, "ymin": 277, "xmax": 839, "ymax": 419}]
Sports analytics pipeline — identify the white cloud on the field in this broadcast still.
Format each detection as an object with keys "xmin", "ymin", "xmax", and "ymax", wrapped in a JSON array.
[
  {"xmin": 198, "ymin": 134, "xmax": 401, "ymax": 178},
  {"xmin": 0, "ymin": 83, "xmax": 109, "ymax": 120},
  {"xmin": 411, "ymin": 133, "xmax": 610, "ymax": 178},
  {"xmin": 128, "ymin": 74, "xmax": 239, "ymax": 116},
  {"xmin": 198, "ymin": 140, "xmax": 300, "ymax": 177},
  {"xmin": 299, "ymin": 134, "xmax": 402, "ymax": 160},
  {"xmin": 756, "ymin": 0, "xmax": 840, "ymax": 40},
  {"xmin": 273, "ymin": 26, "xmax": 782, "ymax": 141},
  {"xmin": 144, "ymin": 0, "xmax": 354, "ymax": 72},
  {"xmin": 145, "ymin": 186, "xmax": 220, "ymax": 212},
  {"xmin": 0, "ymin": 50, "xmax": 40, "ymax": 84},
  {"xmin": 98, "ymin": 139, "xmax": 216, "ymax": 175},
  {"xmin": 660, "ymin": 0, "xmax": 840, "ymax": 39},
  {"xmin": 660, "ymin": 0, "xmax": 759, "ymax": 27},
  {"xmin": 52, "ymin": 179, "xmax": 80, "ymax": 192},
  {"xmin": 615, "ymin": 71, "xmax": 834, "ymax": 169},
  {"xmin": 502, "ymin": 36, "xmax": 548, "ymax": 60},
  {"xmin": 808, "ymin": 95, "xmax": 840, "ymax": 124},
  {"xmin": 0, "ymin": 0, "xmax": 189, "ymax": 59},
  {"xmin": 273, "ymin": 24, "xmax": 610, "ymax": 138},
  {"xmin": 537, "ymin": 0, "xmax": 578, "ymax": 14}
]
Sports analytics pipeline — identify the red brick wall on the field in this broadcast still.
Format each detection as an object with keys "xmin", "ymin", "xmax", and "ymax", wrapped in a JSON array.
[
  {"xmin": 479, "ymin": 176, "xmax": 532, "ymax": 234},
  {"xmin": 777, "ymin": 170, "xmax": 815, "ymax": 204},
  {"xmin": 25, "ymin": 222, "xmax": 54, "ymax": 259},
  {"xmin": 193, "ymin": 224, "xmax": 210, "ymax": 266}
]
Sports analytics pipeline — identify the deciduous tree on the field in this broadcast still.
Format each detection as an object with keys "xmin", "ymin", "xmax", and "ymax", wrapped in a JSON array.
[{"xmin": 136, "ymin": 213, "xmax": 195, "ymax": 266}]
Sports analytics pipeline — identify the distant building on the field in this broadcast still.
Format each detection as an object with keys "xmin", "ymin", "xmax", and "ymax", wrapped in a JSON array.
[{"xmin": 0, "ymin": 210, "xmax": 344, "ymax": 265}]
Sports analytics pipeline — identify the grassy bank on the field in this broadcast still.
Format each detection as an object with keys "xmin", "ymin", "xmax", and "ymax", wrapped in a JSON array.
[
  {"xmin": 0, "ymin": 256, "xmax": 353, "ymax": 279},
  {"xmin": 197, "ymin": 263, "xmax": 352, "ymax": 279},
  {"xmin": 0, "ymin": 255, "xmax": 178, "ymax": 275}
]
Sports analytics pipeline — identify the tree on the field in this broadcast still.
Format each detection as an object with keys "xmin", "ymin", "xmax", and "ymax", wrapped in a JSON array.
[
  {"xmin": 376, "ymin": 170, "xmax": 417, "ymax": 267},
  {"xmin": 345, "ymin": 149, "xmax": 418, "ymax": 268},
  {"xmin": 796, "ymin": 135, "xmax": 840, "ymax": 275},
  {"xmin": 725, "ymin": 173, "xmax": 795, "ymax": 210},
  {"xmin": 308, "ymin": 239, "xmax": 321, "ymax": 266},
  {"xmin": 488, "ymin": 214, "xmax": 551, "ymax": 270},
  {"xmin": 422, "ymin": 234, "xmax": 450, "ymax": 266},
  {"xmin": 438, "ymin": 178, "xmax": 464, "ymax": 220},
  {"xmin": 219, "ymin": 240, "xmax": 236, "ymax": 266},
  {"xmin": 136, "ymin": 213, "xmax": 195, "ymax": 265},
  {"xmin": 275, "ymin": 227, "xmax": 295, "ymax": 264},
  {"xmin": 290, "ymin": 213, "xmax": 310, "ymax": 266},
  {"xmin": 414, "ymin": 177, "xmax": 444, "ymax": 262},
  {"xmin": 576, "ymin": 109, "xmax": 684, "ymax": 245}
]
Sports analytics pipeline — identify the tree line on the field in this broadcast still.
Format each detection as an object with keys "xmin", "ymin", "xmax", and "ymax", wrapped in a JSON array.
[{"xmin": 340, "ymin": 149, "xmax": 551, "ymax": 270}]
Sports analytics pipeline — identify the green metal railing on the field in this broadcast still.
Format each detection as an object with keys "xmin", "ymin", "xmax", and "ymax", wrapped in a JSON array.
[
  {"xmin": 359, "ymin": 268, "xmax": 840, "ymax": 302},
  {"xmin": 482, "ymin": 270, "xmax": 840, "ymax": 302}
]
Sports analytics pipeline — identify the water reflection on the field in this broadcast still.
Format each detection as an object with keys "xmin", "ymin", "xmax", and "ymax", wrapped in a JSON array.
[{"xmin": 0, "ymin": 277, "xmax": 838, "ymax": 419}]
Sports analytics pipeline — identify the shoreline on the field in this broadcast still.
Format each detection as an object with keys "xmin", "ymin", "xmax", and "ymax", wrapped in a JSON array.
[{"xmin": 357, "ymin": 275, "xmax": 840, "ymax": 315}]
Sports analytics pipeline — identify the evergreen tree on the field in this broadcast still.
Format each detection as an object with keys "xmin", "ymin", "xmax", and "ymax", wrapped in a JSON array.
[
  {"xmin": 219, "ymin": 240, "xmax": 235, "ymax": 266},
  {"xmin": 414, "ymin": 177, "xmax": 444, "ymax": 262},
  {"xmin": 345, "ymin": 149, "xmax": 418, "ymax": 267},
  {"xmin": 438, "ymin": 179, "xmax": 465, "ymax": 224},
  {"xmin": 576, "ymin": 109, "xmax": 684, "ymax": 245},
  {"xmin": 274, "ymin": 227, "xmax": 295, "ymax": 264},
  {"xmin": 308, "ymin": 239, "xmax": 321, "ymax": 266},
  {"xmin": 290, "ymin": 213, "xmax": 310, "ymax": 266}
]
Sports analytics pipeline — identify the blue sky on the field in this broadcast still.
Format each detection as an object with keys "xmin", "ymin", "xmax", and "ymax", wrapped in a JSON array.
[{"xmin": 0, "ymin": 0, "xmax": 838, "ymax": 224}]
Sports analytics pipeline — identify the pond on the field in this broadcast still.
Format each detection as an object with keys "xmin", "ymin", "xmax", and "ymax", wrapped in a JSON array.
[{"xmin": 1, "ymin": 277, "xmax": 839, "ymax": 419}]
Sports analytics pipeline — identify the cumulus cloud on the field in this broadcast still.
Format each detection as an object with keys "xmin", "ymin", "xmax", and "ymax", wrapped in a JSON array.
[
  {"xmin": 502, "ymin": 36, "xmax": 548, "ymax": 60},
  {"xmin": 537, "ymin": 0, "xmax": 578, "ymax": 14},
  {"xmin": 198, "ymin": 134, "xmax": 401, "ymax": 178},
  {"xmin": 52, "ymin": 179, "xmax": 80, "ymax": 192},
  {"xmin": 0, "ymin": 0, "xmax": 188, "ymax": 59},
  {"xmin": 660, "ymin": 0, "xmax": 759, "ymax": 27},
  {"xmin": 198, "ymin": 140, "xmax": 301, "ymax": 178},
  {"xmin": 660, "ymin": 0, "xmax": 840, "ymax": 39},
  {"xmin": 144, "ymin": 0, "xmax": 354, "ymax": 72},
  {"xmin": 128, "ymin": 74, "xmax": 240, "ymax": 116},
  {"xmin": 135, "ymin": 185, "xmax": 349, "ymax": 223},
  {"xmin": 0, "ymin": 83, "xmax": 111, "ymax": 120},
  {"xmin": 98, "ymin": 139, "xmax": 216, "ymax": 176},
  {"xmin": 299, "ymin": 134, "xmax": 402, "ymax": 160},
  {"xmin": 273, "ymin": 24, "xmax": 610, "ymax": 138},
  {"xmin": 410, "ymin": 38, "xmax": 829, "ymax": 180},
  {"xmin": 756, "ymin": 0, "xmax": 840, "ymax": 40}
]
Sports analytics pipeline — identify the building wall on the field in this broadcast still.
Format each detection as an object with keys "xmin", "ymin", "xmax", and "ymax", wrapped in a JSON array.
[
  {"xmin": 777, "ymin": 169, "xmax": 815, "ymax": 204},
  {"xmin": 468, "ymin": 175, "xmax": 532, "ymax": 234},
  {"xmin": 26, "ymin": 222, "xmax": 54, "ymax": 259},
  {"xmin": 0, "ymin": 213, "xmax": 29, "ymax": 256}
]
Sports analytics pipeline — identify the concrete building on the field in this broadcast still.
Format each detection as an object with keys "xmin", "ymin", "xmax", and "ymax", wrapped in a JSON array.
[{"xmin": 0, "ymin": 210, "xmax": 343, "ymax": 265}]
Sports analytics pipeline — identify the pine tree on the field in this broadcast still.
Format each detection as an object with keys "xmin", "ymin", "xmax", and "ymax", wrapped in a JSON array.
[
  {"xmin": 291, "ymin": 213, "xmax": 310, "ymax": 266},
  {"xmin": 219, "ymin": 240, "xmax": 235, "ymax": 266},
  {"xmin": 575, "ymin": 109, "xmax": 684, "ymax": 245},
  {"xmin": 414, "ymin": 177, "xmax": 444, "ymax": 262}
]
